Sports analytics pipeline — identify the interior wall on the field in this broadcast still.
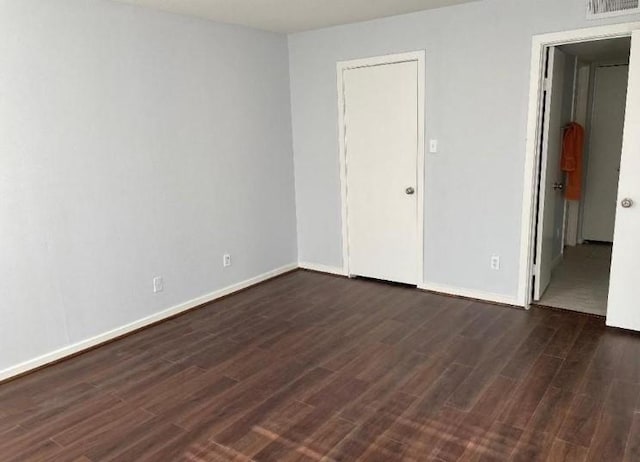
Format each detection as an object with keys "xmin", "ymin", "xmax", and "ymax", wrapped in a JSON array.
[
  {"xmin": 288, "ymin": 0, "xmax": 640, "ymax": 299},
  {"xmin": 581, "ymin": 63, "xmax": 629, "ymax": 242},
  {"xmin": 0, "ymin": 0, "xmax": 297, "ymax": 374}
]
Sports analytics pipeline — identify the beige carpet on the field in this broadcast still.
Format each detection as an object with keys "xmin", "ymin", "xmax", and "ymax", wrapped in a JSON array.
[{"xmin": 538, "ymin": 243, "xmax": 612, "ymax": 316}]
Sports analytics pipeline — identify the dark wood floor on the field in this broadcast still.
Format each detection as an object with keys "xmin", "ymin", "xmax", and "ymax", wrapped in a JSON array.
[{"xmin": 1, "ymin": 270, "xmax": 639, "ymax": 461}]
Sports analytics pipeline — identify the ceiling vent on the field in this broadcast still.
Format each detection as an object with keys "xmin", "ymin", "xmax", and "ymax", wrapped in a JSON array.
[{"xmin": 587, "ymin": 0, "xmax": 640, "ymax": 19}]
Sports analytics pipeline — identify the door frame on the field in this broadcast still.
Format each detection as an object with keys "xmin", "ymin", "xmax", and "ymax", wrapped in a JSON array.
[
  {"xmin": 336, "ymin": 51, "xmax": 426, "ymax": 284},
  {"xmin": 518, "ymin": 23, "xmax": 640, "ymax": 307}
]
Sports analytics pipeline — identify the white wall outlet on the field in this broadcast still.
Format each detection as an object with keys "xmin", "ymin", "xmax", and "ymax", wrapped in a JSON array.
[
  {"xmin": 429, "ymin": 139, "xmax": 438, "ymax": 153},
  {"xmin": 490, "ymin": 256, "xmax": 500, "ymax": 271},
  {"xmin": 153, "ymin": 276, "xmax": 164, "ymax": 293},
  {"xmin": 223, "ymin": 254, "xmax": 231, "ymax": 268}
]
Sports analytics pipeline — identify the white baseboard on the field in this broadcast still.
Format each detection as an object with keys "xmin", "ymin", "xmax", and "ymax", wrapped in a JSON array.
[
  {"xmin": 418, "ymin": 282, "xmax": 519, "ymax": 306},
  {"xmin": 298, "ymin": 261, "xmax": 347, "ymax": 276},
  {"xmin": 297, "ymin": 263, "xmax": 518, "ymax": 307},
  {"xmin": 0, "ymin": 264, "xmax": 522, "ymax": 382},
  {"xmin": 0, "ymin": 263, "xmax": 297, "ymax": 383}
]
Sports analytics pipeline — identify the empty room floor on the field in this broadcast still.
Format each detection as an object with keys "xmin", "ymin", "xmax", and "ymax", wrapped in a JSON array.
[
  {"xmin": 538, "ymin": 244, "xmax": 612, "ymax": 316},
  {"xmin": 1, "ymin": 271, "xmax": 640, "ymax": 461}
]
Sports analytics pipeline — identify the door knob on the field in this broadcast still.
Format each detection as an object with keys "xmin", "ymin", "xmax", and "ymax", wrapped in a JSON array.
[
  {"xmin": 405, "ymin": 187, "xmax": 415, "ymax": 195},
  {"xmin": 621, "ymin": 198, "xmax": 634, "ymax": 208},
  {"xmin": 553, "ymin": 182, "xmax": 564, "ymax": 191}
]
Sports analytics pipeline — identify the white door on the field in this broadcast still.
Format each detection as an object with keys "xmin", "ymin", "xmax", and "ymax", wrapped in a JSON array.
[
  {"xmin": 534, "ymin": 47, "xmax": 568, "ymax": 300},
  {"xmin": 343, "ymin": 61, "xmax": 419, "ymax": 285},
  {"xmin": 607, "ymin": 31, "xmax": 640, "ymax": 331},
  {"xmin": 582, "ymin": 64, "xmax": 628, "ymax": 242}
]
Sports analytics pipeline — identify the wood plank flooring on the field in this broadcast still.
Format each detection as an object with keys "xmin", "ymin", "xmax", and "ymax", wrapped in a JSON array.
[{"xmin": 1, "ymin": 270, "xmax": 639, "ymax": 461}]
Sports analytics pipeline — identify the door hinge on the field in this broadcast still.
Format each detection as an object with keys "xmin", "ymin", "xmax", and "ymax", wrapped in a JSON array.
[
  {"xmin": 543, "ymin": 78, "xmax": 551, "ymax": 92},
  {"xmin": 532, "ymin": 263, "xmax": 538, "ymax": 273}
]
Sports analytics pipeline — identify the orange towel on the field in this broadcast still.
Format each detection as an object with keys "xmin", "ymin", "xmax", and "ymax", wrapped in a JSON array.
[{"xmin": 560, "ymin": 122, "xmax": 584, "ymax": 201}]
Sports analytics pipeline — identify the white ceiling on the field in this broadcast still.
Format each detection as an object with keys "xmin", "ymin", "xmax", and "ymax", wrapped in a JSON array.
[
  {"xmin": 560, "ymin": 37, "xmax": 631, "ymax": 63},
  {"xmin": 110, "ymin": 0, "xmax": 480, "ymax": 33}
]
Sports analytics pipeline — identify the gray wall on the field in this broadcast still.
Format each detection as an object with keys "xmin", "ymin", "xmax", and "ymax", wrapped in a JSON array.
[
  {"xmin": 0, "ymin": 0, "xmax": 297, "ymax": 373},
  {"xmin": 289, "ymin": 0, "xmax": 640, "ymax": 298}
]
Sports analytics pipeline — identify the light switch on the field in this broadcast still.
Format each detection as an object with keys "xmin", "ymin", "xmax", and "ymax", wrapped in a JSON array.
[{"xmin": 429, "ymin": 139, "xmax": 438, "ymax": 153}]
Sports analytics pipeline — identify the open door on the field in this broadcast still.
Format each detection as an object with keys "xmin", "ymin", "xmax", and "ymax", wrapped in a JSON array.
[
  {"xmin": 533, "ymin": 47, "xmax": 568, "ymax": 300},
  {"xmin": 607, "ymin": 30, "xmax": 640, "ymax": 331}
]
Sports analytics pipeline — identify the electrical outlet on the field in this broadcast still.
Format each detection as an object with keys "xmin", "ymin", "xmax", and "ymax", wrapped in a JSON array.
[
  {"xmin": 223, "ymin": 254, "xmax": 231, "ymax": 268},
  {"xmin": 490, "ymin": 256, "xmax": 500, "ymax": 271},
  {"xmin": 153, "ymin": 276, "xmax": 164, "ymax": 293}
]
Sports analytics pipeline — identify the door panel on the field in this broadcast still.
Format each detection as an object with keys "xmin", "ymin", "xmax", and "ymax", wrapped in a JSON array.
[
  {"xmin": 607, "ymin": 31, "xmax": 640, "ymax": 331},
  {"xmin": 582, "ymin": 65, "xmax": 628, "ymax": 242},
  {"xmin": 534, "ymin": 47, "xmax": 568, "ymax": 300},
  {"xmin": 344, "ymin": 61, "xmax": 419, "ymax": 285}
]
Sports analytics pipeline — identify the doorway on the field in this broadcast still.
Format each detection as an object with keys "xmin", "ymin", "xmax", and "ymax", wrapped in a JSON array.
[
  {"xmin": 337, "ymin": 51, "xmax": 425, "ymax": 285},
  {"xmin": 520, "ymin": 23, "xmax": 640, "ymax": 331},
  {"xmin": 532, "ymin": 38, "xmax": 630, "ymax": 317}
]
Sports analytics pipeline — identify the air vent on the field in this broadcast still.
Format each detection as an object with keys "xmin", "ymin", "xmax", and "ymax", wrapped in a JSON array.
[{"xmin": 587, "ymin": 0, "xmax": 640, "ymax": 19}]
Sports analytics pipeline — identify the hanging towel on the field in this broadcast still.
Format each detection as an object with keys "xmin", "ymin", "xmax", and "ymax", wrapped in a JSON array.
[{"xmin": 560, "ymin": 122, "xmax": 584, "ymax": 201}]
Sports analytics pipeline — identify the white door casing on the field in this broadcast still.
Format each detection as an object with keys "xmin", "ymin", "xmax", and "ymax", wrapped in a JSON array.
[
  {"xmin": 337, "ymin": 52, "xmax": 425, "ymax": 285},
  {"xmin": 607, "ymin": 31, "xmax": 640, "ymax": 331}
]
